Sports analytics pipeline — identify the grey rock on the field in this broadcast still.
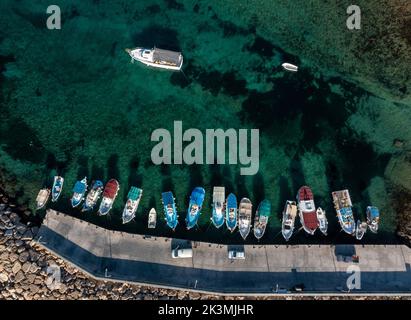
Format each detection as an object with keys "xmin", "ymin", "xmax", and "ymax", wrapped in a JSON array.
[
  {"xmin": 14, "ymin": 271, "xmax": 25, "ymax": 283},
  {"xmin": 4, "ymin": 229, "xmax": 13, "ymax": 237},
  {"xmin": 21, "ymin": 230, "xmax": 33, "ymax": 241},
  {"xmin": 21, "ymin": 262, "xmax": 32, "ymax": 273},
  {"xmin": 0, "ymin": 273, "xmax": 8, "ymax": 283},
  {"xmin": 17, "ymin": 246, "xmax": 26, "ymax": 253},
  {"xmin": 9, "ymin": 212, "xmax": 20, "ymax": 224},
  {"xmin": 29, "ymin": 250, "xmax": 40, "ymax": 262},
  {"xmin": 0, "ymin": 215, "xmax": 10, "ymax": 224},
  {"xmin": 19, "ymin": 251, "xmax": 29, "ymax": 263},
  {"xmin": 12, "ymin": 261, "xmax": 22, "ymax": 274},
  {"xmin": 15, "ymin": 239, "xmax": 24, "ymax": 247}
]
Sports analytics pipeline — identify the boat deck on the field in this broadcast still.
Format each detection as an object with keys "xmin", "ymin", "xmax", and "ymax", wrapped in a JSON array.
[{"xmin": 35, "ymin": 210, "xmax": 411, "ymax": 295}]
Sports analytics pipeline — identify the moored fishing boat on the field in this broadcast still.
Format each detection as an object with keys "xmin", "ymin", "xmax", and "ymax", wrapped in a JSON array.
[
  {"xmin": 225, "ymin": 193, "xmax": 237, "ymax": 232},
  {"xmin": 36, "ymin": 188, "xmax": 50, "ymax": 210},
  {"xmin": 82, "ymin": 180, "xmax": 103, "ymax": 212},
  {"xmin": 282, "ymin": 200, "xmax": 297, "ymax": 241},
  {"xmin": 125, "ymin": 47, "xmax": 183, "ymax": 71},
  {"xmin": 332, "ymin": 189, "xmax": 355, "ymax": 235},
  {"xmin": 297, "ymin": 186, "xmax": 318, "ymax": 235},
  {"xmin": 98, "ymin": 179, "xmax": 120, "ymax": 216},
  {"xmin": 71, "ymin": 177, "xmax": 87, "ymax": 208},
  {"xmin": 253, "ymin": 199, "xmax": 271, "ymax": 240},
  {"xmin": 211, "ymin": 187, "xmax": 225, "ymax": 228},
  {"xmin": 366, "ymin": 206, "xmax": 380, "ymax": 233},
  {"xmin": 281, "ymin": 62, "xmax": 298, "ymax": 72},
  {"xmin": 162, "ymin": 191, "xmax": 178, "ymax": 230},
  {"xmin": 355, "ymin": 220, "xmax": 367, "ymax": 240},
  {"xmin": 148, "ymin": 208, "xmax": 157, "ymax": 229},
  {"xmin": 122, "ymin": 187, "xmax": 143, "ymax": 224},
  {"xmin": 51, "ymin": 176, "xmax": 64, "ymax": 202},
  {"xmin": 186, "ymin": 187, "xmax": 205, "ymax": 230},
  {"xmin": 238, "ymin": 198, "xmax": 252, "ymax": 240},
  {"xmin": 316, "ymin": 207, "xmax": 328, "ymax": 236}
]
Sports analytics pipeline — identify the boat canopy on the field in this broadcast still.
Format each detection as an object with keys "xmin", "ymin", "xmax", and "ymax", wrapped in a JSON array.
[
  {"xmin": 162, "ymin": 191, "xmax": 174, "ymax": 205},
  {"xmin": 103, "ymin": 179, "xmax": 119, "ymax": 198},
  {"xmin": 128, "ymin": 187, "xmax": 142, "ymax": 201},
  {"xmin": 153, "ymin": 48, "xmax": 182, "ymax": 65},
  {"xmin": 190, "ymin": 187, "xmax": 205, "ymax": 205},
  {"xmin": 93, "ymin": 180, "xmax": 104, "ymax": 188},
  {"xmin": 258, "ymin": 200, "xmax": 271, "ymax": 217},
  {"xmin": 332, "ymin": 190, "xmax": 352, "ymax": 209},
  {"xmin": 73, "ymin": 181, "xmax": 86, "ymax": 193},
  {"xmin": 367, "ymin": 206, "xmax": 379, "ymax": 219},
  {"xmin": 227, "ymin": 193, "xmax": 237, "ymax": 208},
  {"xmin": 213, "ymin": 187, "xmax": 225, "ymax": 203}
]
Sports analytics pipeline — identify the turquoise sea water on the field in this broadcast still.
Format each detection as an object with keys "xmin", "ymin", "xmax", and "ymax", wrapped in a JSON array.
[{"xmin": 1, "ymin": 0, "xmax": 410, "ymax": 244}]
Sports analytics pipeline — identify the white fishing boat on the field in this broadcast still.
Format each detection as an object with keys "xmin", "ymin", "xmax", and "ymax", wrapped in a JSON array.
[
  {"xmin": 355, "ymin": 220, "xmax": 367, "ymax": 240},
  {"xmin": 36, "ymin": 188, "xmax": 50, "ymax": 210},
  {"xmin": 316, "ymin": 207, "xmax": 328, "ymax": 236},
  {"xmin": 366, "ymin": 206, "xmax": 380, "ymax": 233},
  {"xmin": 148, "ymin": 208, "xmax": 157, "ymax": 229},
  {"xmin": 281, "ymin": 200, "xmax": 297, "ymax": 241},
  {"xmin": 238, "ymin": 198, "xmax": 252, "ymax": 240},
  {"xmin": 211, "ymin": 187, "xmax": 225, "ymax": 228},
  {"xmin": 282, "ymin": 62, "xmax": 298, "ymax": 72},
  {"xmin": 125, "ymin": 47, "xmax": 183, "ymax": 71}
]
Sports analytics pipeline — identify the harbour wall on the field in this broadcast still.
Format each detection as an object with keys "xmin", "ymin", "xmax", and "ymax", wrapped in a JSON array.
[{"xmin": 34, "ymin": 210, "xmax": 411, "ymax": 295}]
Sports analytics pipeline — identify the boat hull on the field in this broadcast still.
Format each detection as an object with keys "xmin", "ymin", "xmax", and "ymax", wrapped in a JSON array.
[
  {"xmin": 211, "ymin": 208, "xmax": 225, "ymax": 228},
  {"xmin": 238, "ymin": 198, "xmax": 252, "ymax": 240},
  {"xmin": 185, "ymin": 187, "xmax": 205, "ymax": 230},
  {"xmin": 51, "ymin": 177, "xmax": 64, "ymax": 202},
  {"xmin": 162, "ymin": 192, "xmax": 178, "ymax": 230},
  {"xmin": 225, "ymin": 193, "xmax": 237, "ymax": 232},
  {"xmin": 98, "ymin": 198, "xmax": 114, "ymax": 216}
]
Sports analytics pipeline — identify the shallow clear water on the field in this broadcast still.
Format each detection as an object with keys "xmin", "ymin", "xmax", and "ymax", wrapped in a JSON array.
[{"xmin": 1, "ymin": 0, "xmax": 410, "ymax": 244}]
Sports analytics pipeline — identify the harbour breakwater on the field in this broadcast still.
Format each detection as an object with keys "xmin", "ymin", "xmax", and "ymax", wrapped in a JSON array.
[{"xmin": 1, "ymin": 196, "xmax": 411, "ymax": 299}]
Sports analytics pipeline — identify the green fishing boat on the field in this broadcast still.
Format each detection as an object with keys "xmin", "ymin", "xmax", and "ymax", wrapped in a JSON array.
[{"xmin": 122, "ymin": 187, "xmax": 143, "ymax": 224}]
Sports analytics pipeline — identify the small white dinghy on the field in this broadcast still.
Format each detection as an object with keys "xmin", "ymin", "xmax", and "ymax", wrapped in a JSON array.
[
  {"xmin": 355, "ymin": 220, "xmax": 368, "ymax": 240},
  {"xmin": 148, "ymin": 208, "xmax": 157, "ymax": 229},
  {"xmin": 282, "ymin": 62, "xmax": 298, "ymax": 72},
  {"xmin": 316, "ymin": 207, "xmax": 328, "ymax": 236}
]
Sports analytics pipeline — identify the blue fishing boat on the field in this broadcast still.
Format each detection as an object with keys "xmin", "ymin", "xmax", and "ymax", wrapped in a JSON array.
[
  {"xmin": 225, "ymin": 193, "xmax": 237, "ymax": 232},
  {"xmin": 71, "ymin": 177, "xmax": 87, "ymax": 208},
  {"xmin": 162, "ymin": 191, "xmax": 178, "ymax": 230},
  {"xmin": 186, "ymin": 187, "xmax": 205, "ymax": 229},
  {"xmin": 51, "ymin": 176, "xmax": 64, "ymax": 202},
  {"xmin": 82, "ymin": 180, "xmax": 103, "ymax": 212},
  {"xmin": 211, "ymin": 187, "xmax": 225, "ymax": 228},
  {"xmin": 366, "ymin": 206, "xmax": 380, "ymax": 233},
  {"xmin": 332, "ymin": 190, "xmax": 355, "ymax": 235}
]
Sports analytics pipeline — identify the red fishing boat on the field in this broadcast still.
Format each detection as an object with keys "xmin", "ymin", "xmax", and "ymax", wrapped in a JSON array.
[
  {"xmin": 98, "ymin": 179, "xmax": 120, "ymax": 216},
  {"xmin": 296, "ymin": 186, "xmax": 318, "ymax": 235}
]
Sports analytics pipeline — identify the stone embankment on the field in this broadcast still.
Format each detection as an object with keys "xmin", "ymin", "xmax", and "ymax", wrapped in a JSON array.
[{"xmin": 0, "ymin": 194, "xmax": 409, "ymax": 300}]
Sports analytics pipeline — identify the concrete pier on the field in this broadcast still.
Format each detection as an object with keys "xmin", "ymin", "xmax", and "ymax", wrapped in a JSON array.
[{"xmin": 35, "ymin": 210, "xmax": 411, "ymax": 295}]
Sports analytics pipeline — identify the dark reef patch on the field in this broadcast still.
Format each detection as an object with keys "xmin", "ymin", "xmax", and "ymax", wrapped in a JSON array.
[
  {"xmin": 164, "ymin": 0, "xmax": 185, "ymax": 11},
  {"xmin": 0, "ymin": 116, "xmax": 46, "ymax": 164},
  {"xmin": 246, "ymin": 36, "xmax": 276, "ymax": 58},
  {"xmin": 145, "ymin": 4, "xmax": 161, "ymax": 15},
  {"xmin": 172, "ymin": 61, "xmax": 248, "ymax": 97},
  {"xmin": 107, "ymin": 154, "xmax": 120, "ymax": 180},
  {"xmin": 132, "ymin": 25, "xmax": 180, "ymax": 51},
  {"xmin": 12, "ymin": 8, "xmax": 47, "ymax": 29},
  {"xmin": 335, "ymin": 128, "xmax": 391, "ymax": 197}
]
